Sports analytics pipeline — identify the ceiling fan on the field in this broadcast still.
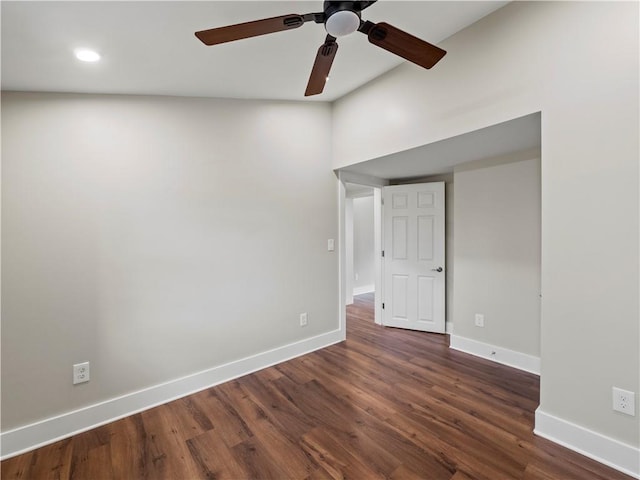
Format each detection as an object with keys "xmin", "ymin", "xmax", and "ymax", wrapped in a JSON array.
[{"xmin": 195, "ymin": 1, "xmax": 447, "ymax": 97}]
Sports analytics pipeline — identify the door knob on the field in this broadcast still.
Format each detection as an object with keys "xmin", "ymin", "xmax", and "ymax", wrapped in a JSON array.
[{"xmin": 432, "ymin": 267, "xmax": 443, "ymax": 272}]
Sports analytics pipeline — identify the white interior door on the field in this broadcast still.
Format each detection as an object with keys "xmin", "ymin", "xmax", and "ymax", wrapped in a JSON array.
[{"xmin": 383, "ymin": 182, "xmax": 445, "ymax": 333}]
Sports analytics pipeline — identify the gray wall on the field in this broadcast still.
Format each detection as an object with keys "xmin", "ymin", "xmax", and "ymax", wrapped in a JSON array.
[
  {"xmin": 344, "ymin": 197, "xmax": 354, "ymax": 305},
  {"xmin": 332, "ymin": 1, "xmax": 639, "ymax": 448},
  {"xmin": 452, "ymin": 151, "xmax": 541, "ymax": 357},
  {"xmin": 352, "ymin": 196, "xmax": 375, "ymax": 292},
  {"xmin": 1, "ymin": 92, "xmax": 338, "ymax": 430}
]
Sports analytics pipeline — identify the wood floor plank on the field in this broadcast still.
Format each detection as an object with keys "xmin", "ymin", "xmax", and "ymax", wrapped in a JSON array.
[
  {"xmin": 216, "ymin": 380, "xmax": 316, "ymax": 479},
  {"xmin": 69, "ymin": 444, "xmax": 113, "ymax": 480},
  {"xmin": 346, "ymin": 405, "xmax": 457, "ymax": 479},
  {"xmin": 166, "ymin": 395, "xmax": 215, "ymax": 440},
  {"xmin": 102, "ymin": 416, "xmax": 146, "ymax": 479},
  {"xmin": 186, "ymin": 428, "xmax": 250, "ymax": 480},
  {"xmin": 230, "ymin": 438, "xmax": 287, "ymax": 480},
  {"xmin": 303, "ymin": 466, "xmax": 336, "ymax": 480},
  {"xmin": 449, "ymin": 471, "xmax": 477, "ymax": 480},
  {"xmin": 237, "ymin": 372, "xmax": 318, "ymax": 441},
  {"xmin": 392, "ymin": 380, "xmax": 533, "ymax": 468},
  {"xmin": 1, "ymin": 292, "xmax": 634, "ymax": 480},
  {"xmin": 385, "ymin": 408, "xmax": 523, "ymax": 480},
  {"xmin": 300, "ymin": 427, "xmax": 384, "ymax": 480},
  {"xmin": 188, "ymin": 389, "xmax": 253, "ymax": 448},
  {"xmin": 2, "ymin": 438, "xmax": 73, "ymax": 480},
  {"xmin": 274, "ymin": 357, "xmax": 317, "ymax": 385},
  {"xmin": 138, "ymin": 404, "xmax": 202, "ymax": 479}
]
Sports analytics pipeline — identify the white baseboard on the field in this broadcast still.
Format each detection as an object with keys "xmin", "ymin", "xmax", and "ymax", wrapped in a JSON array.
[
  {"xmin": 535, "ymin": 409, "xmax": 640, "ymax": 479},
  {"xmin": 353, "ymin": 284, "xmax": 375, "ymax": 296},
  {"xmin": 449, "ymin": 334, "xmax": 540, "ymax": 375},
  {"xmin": 0, "ymin": 329, "xmax": 345, "ymax": 460}
]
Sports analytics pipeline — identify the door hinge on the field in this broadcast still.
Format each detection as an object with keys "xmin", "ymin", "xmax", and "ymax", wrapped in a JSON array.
[
  {"xmin": 382, "ymin": 303, "xmax": 385, "ymax": 309},
  {"xmin": 381, "ymin": 250, "xmax": 385, "ymax": 257}
]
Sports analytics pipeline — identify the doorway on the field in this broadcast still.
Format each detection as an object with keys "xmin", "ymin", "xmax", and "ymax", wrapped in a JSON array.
[
  {"xmin": 345, "ymin": 183, "xmax": 376, "ymax": 309},
  {"xmin": 340, "ymin": 175, "xmax": 385, "ymax": 327},
  {"xmin": 337, "ymin": 113, "xmax": 541, "ymax": 368}
]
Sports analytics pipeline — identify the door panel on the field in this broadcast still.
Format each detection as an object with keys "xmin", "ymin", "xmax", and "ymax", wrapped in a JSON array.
[
  {"xmin": 392, "ymin": 217, "xmax": 408, "ymax": 259},
  {"xmin": 391, "ymin": 274, "xmax": 409, "ymax": 321},
  {"xmin": 383, "ymin": 182, "xmax": 445, "ymax": 333},
  {"xmin": 417, "ymin": 215, "xmax": 434, "ymax": 261},
  {"xmin": 417, "ymin": 276, "xmax": 434, "ymax": 322}
]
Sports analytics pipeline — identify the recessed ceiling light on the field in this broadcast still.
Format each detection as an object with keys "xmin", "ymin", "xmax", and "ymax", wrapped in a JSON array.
[{"xmin": 74, "ymin": 49, "xmax": 101, "ymax": 62}]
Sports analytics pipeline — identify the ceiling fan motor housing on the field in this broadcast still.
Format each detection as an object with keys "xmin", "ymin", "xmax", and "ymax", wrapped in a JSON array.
[{"xmin": 323, "ymin": 1, "xmax": 362, "ymax": 37}]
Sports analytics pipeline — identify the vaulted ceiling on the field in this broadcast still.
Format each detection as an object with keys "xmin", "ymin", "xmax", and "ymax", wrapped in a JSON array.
[{"xmin": 2, "ymin": 1, "xmax": 508, "ymax": 102}]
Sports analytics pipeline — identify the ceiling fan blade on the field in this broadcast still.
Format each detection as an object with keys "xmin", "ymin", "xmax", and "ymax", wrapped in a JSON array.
[
  {"xmin": 365, "ymin": 22, "xmax": 446, "ymax": 69},
  {"xmin": 195, "ymin": 14, "xmax": 306, "ymax": 46},
  {"xmin": 305, "ymin": 36, "xmax": 338, "ymax": 97}
]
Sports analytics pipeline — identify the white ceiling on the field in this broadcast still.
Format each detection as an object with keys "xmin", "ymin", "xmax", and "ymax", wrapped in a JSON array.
[
  {"xmin": 1, "ymin": 1, "xmax": 508, "ymax": 102},
  {"xmin": 3, "ymin": 0, "xmax": 531, "ymax": 180},
  {"xmin": 339, "ymin": 112, "xmax": 541, "ymax": 180}
]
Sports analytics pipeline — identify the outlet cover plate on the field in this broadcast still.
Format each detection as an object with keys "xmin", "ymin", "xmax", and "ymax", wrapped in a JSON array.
[
  {"xmin": 474, "ymin": 313, "xmax": 485, "ymax": 327},
  {"xmin": 73, "ymin": 362, "xmax": 90, "ymax": 384},
  {"xmin": 612, "ymin": 387, "xmax": 635, "ymax": 416},
  {"xmin": 299, "ymin": 313, "xmax": 308, "ymax": 327}
]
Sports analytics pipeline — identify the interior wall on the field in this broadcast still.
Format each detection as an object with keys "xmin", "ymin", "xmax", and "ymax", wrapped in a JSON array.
[
  {"xmin": 344, "ymin": 197, "xmax": 354, "ymax": 305},
  {"xmin": 332, "ymin": 1, "xmax": 639, "ymax": 449},
  {"xmin": 1, "ymin": 92, "xmax": 337, "ymax": 431},
  {"xmin": 352, "ymin": 196, "xmax": 375, "ymax": 293},
  {"xmin": 452, "ymin": 151, "xmax": 541, "ymax": 357}
]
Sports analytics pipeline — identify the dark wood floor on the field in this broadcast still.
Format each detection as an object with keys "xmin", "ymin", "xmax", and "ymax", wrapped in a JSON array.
[{"xmin": 2, "ymin": 292, "xmax": 633, "ymax": 479}]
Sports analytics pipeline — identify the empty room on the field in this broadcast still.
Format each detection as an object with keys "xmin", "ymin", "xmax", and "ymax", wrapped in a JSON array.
[{"xmin": 1, "ymin": 1, "xmax": 638, "ymax": 479}]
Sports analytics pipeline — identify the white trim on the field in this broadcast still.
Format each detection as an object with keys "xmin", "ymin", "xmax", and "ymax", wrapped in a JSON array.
[
  {"xmin": 449, "ymin": 334, "xmax": 540, "ymax": 375},
  {"xmin": 373, "ymin": 187, "xmax": 383, "ymax": 326},
  {"xmin": 353, "ymin": 284, "xmax": 375, "ymax": 296},
  {"xmin": 337, "ymin": 170, "xmax": 389, "ymax": 188},
  {"xmin": 535, "ymin": 409, "xmax": 640, "ymax": 479},
  {"xmin": 342, "ymin": 185, "xmax": 353, "ymax": 308},
  {"xmin": 445, "ymin": 322, "xmax": 454, "ymax": 334},
  {"xmin": 0, "ymin": 329, "xmax": 344, "ymax": 460},
  {"xmin": 347, "ymin": 191, "xmax": 374, "ymax": 199}
]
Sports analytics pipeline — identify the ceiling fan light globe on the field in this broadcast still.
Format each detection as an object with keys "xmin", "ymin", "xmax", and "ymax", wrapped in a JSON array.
[{"xmin": 325, "ymin": 10, "xmax": 360, "ymax": 37}]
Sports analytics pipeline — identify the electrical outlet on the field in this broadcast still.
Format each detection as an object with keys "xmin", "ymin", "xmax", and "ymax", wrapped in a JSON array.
[
  {"xmin": 475, "ymin": 313, "xmax": 485, "ymax": 327},
  {"xmin": 299, "ymin": 313, "xmax": 308, "ymax": 327},
  {"xmin": 73, "ymin": 362, "xmax": 90, "ymax": 385},
  {"xmin": 327, "ymin": 239, "xmax": 335, "ymax": 251},
  {"xmin": 613, "ymin": 387, "xmax": 635, "ymax": 416}
]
